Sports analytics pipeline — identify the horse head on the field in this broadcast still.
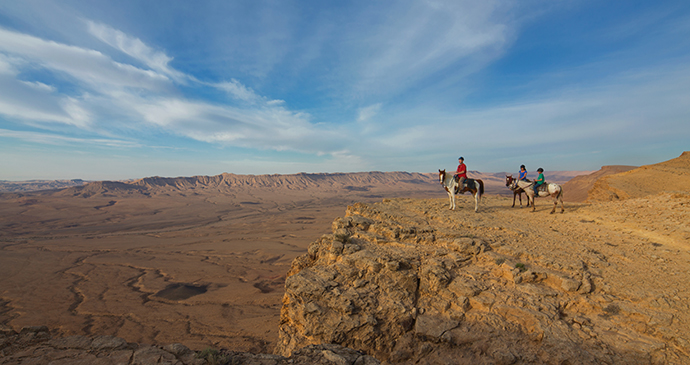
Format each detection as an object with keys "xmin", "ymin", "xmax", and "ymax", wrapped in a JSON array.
[
  {"xmin": 505, "ymin": 175, "xmax": 514, "ymax": 187},
  {"xmin": 439, "ymin": 169, "xmax": 446, "ymax": 184}
]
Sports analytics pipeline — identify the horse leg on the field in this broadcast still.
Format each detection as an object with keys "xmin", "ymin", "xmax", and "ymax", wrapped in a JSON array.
[
  {"xmin": 530, "ymin": 193, "xmax": 536, "ymax": 212},
  {"xmin": 448, "ymin": 191, "xmax": 455, "ymax": 210},
  {"xmin": 559, "ymin": 192, "xmax": 565, "ymax": 213},
  {"xmin": 472, "ymin": 190, "xmax": 479, "ymax": 213},
  {"xmin": 550, "ymin": 194, "xmax": 557, "ymax": 214},
  {"xmin": 512, "ymin": 192, "xmax": 516, "ymax": 208}
]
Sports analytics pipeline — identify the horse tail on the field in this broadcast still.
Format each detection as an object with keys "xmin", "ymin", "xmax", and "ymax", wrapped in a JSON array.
[
  {"xmin": 478, "ymin": 179, "xmax": 484, "ymax": 196},
  {"xmin": 557, "ymin": 185, "xmax": 564, "ymax": 200}
]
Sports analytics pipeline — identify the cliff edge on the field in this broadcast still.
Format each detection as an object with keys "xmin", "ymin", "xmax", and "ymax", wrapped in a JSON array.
[{"xmin": 276, "ymin": 196, "xmax": 689, "ymax": 364}]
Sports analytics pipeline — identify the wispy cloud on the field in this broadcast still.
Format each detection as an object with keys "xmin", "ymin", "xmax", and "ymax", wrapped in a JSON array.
[
  {"xmin": 338, "ymin": 0, "xmax": 513, "ymax": 99},
  {"xmin": 0, "ymin": 128, "xmax": 140, "ymax": 148},
  {"xmin": 370, "ymin": 61, "xmax": 690, "ymax": 165},
  {"xmin": 0, "ymin": 24, "xmax": 342, "ymax": 155},
  {"xmin": 86, "ymin": 21, "xmax": 189, "ymax": 83},
  {"xmin": 1, "ymin": 1, "xmax": 689, "ymax": 179}
]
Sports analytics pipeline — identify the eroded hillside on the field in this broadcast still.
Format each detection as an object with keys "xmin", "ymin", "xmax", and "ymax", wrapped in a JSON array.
[{"xmin": 588, "ymin": 151, "xmax": 690, "ymax": 202}]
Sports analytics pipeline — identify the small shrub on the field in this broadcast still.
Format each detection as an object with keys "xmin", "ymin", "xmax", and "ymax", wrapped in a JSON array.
[
  {"xmin": 515, "ymin": 263, "xmax": 526, "ymax": 272},
  {"xmin": 334, "ymin": 233, "xmax": 350, "ymax": 243},
  {"xmin": 603, "ymin": 304, "xmax": 620, "ymax": 315},
  {"xmin": 197, "ymin": 348, "xmax": 230, "ymax": 365},
  {"xmin": 495, "ymin": 258, "xmax": 505, "ymax": 265}
]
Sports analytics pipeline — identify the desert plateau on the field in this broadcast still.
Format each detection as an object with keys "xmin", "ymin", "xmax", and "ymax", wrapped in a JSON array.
[{"xmin": 1, "ymin": 152, "xmax": 689, "ymax": 364}]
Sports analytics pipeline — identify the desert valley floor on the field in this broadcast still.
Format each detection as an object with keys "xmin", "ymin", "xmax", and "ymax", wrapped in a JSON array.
[{"xmin": 0, "ymin": 158, "xmax": 689, "ymax": 363}]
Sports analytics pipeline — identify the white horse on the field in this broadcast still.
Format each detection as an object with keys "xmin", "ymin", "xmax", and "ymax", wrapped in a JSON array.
[
  {"xmin": 508, "ymin": 177, "xmax": 565, "ymax": 213},
  {"xmin": 438, "ymin": 169, "xmax": 484, "ymax": 212}
]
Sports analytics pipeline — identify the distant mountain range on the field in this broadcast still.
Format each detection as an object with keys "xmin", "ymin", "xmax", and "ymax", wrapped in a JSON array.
[
  {"xmin": 0, "ymin": 179, "xmax": 88, "ymax": 193},
  {"xmin": 0, "ymin": 171, "xmax": 592, "ymax": 195}
]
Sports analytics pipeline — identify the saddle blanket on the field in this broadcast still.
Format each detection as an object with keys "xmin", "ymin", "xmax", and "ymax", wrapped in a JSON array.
[{"xmin": 456, "ymin": 178, "xmax": 476, "ymax": 192}]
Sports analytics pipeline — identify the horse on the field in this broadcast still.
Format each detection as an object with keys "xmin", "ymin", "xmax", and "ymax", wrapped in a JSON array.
[
  {"xmin": 438, "ymin": 169, "xmax": 484, "ymax": 212},
  {"xmin": 505, "ymin": 175, "xmax": 530, "ymax": 208},
  {"xmin": 508, "ymin": 177, "xmax": 565, "ymax": 214}
]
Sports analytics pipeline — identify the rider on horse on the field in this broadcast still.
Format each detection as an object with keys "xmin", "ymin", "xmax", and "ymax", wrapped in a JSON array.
[
  {"xmin": 454, "ymin": 157, "xmax": 467, "ymax": 191},
  {"xmin": 518, "ymin": 165, "xmax": 528, "ymax": 182},
  {"xmin": 533, "ymin": 168, "xmax": 545, "ymax": 195}
]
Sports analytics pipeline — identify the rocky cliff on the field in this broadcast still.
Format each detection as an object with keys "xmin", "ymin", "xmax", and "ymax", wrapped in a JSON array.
[{"xmin": 276, "ymin": 197, "xmax": 688, "ymax": 364}]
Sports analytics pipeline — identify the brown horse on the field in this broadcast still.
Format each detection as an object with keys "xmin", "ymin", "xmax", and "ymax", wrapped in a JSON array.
[
  {"xmin": 505, "ymin": 175, "xmax": 530, "ymax": 208},
  {"xmin": 439, "ymin": 169, "xmax": 484, "ymax": 212}
]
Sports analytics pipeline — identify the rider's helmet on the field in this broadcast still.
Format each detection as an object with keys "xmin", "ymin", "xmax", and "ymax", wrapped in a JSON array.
[
  {"xmin": 520, "ymin": 164, "xmax": 525, "ymax": 169},
  {"xmin": 458, "ymin": 156, "xmax": 464, "ymax": 160},
  {"xmin": 537, "ymin": 168, "xmax": 544, "ymax": 172}
]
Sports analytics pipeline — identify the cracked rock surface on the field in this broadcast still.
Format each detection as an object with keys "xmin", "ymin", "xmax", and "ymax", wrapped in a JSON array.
[
  {"xmin": 276, "ymin": 195, "xmax": 690, "ymax": 364},
  {"xmin": 0, "ymin": 325, "xmax": 379, "ymax": 365}
]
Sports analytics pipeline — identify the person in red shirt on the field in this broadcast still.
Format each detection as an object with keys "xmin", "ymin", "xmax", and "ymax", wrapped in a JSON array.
[{"xmin": 454, "ymin": 156, "xmax": 467, "ymax": 188}]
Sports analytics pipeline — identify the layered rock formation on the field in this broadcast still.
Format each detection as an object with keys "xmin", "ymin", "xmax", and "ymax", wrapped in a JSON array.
[
  {"xmin": 276, "ymin": 197, "xmax": 688, "ymax": 364},
  {"xmin": 587, "ymin": 151, "xmax": 690, "ymax": 202}
]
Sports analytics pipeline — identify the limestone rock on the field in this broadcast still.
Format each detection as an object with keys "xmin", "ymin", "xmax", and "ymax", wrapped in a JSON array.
[{"xmin": 275, "ymin": 199, "xmax": 687, "ymax": 364}]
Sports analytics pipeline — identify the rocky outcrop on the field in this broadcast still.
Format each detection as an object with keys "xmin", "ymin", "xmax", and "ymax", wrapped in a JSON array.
[
  {"xmin": 0, "ymin": 325, "xmax": 379, "ymax": 365},
  {"xmin": 276, "ymin": 199, "xmax": 687, "ymax": 364}
]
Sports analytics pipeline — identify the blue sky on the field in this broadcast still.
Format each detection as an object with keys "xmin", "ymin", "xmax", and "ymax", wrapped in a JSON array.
[{"xmin": 0, "ymin": 1, "xmax": 688, "ymax": 180}]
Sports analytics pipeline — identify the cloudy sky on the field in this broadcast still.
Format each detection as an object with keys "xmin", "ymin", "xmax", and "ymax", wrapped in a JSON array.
[{"xmin": 0, "ymin": 1, "xmax": 688, "ymax": 180}]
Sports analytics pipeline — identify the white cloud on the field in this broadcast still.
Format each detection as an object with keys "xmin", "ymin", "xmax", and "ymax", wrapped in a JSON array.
[
  {"xmin": 357, "ymin": 103, "xmax": 382, "ymax": 122},
  {"xmin": 20, "ymin": 80, "xmax": 56, "ymax": 93},
  {"xmin": 0, "ymin": 27, "xmax": 172, "ymax": 94},
  {"xmin": 0, "ymin": 25, "xmax": 340, "ymax": 155},
  {"xmin": 0, "ymin": 73, "xmax": 84, "ymax": 126},
  {"xmin": 123, "ymin": 95, "xmax": 343, "ymax": 154},
  {"xmin": 215, "ymin": 79, "xmax": 260, "ymax": 102},
  {"xmin": 87, "ymin": 21, "xmax": 188, "ymax": 83},
  {"xmin": 0, "ymin": 128, "xmax": 139, "ymax": 148},
  {"xmin": 374, "ymin": 63, "xmax": 690, "ymax": 156},
  {"xmin": 342, "ymin": 0, "xmax": 513, "ymax": 98}
]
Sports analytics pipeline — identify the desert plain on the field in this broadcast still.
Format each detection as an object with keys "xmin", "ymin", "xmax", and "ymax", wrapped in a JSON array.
[
  {"xmin": 0, "ymin": 153, "xmax": 689, "ymax": 363},
  {"xmin": 0, "ymin": 172, "xmax": 451, "ymax": 353}
]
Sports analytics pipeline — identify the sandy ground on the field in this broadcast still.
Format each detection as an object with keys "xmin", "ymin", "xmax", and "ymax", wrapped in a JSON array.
[
  {"xmin": 0, "ymin": 173, "xmax": 445, "ymax": 353},
  {"xmin": 1, "ymin": 168, "xmax": 688, "ymax": 356}
]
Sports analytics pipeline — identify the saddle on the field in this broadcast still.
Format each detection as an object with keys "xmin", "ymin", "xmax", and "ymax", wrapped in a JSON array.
[
  {"xmin": 455, "ymin": 178, "xmax": 476, "ymax": 193},
  {"xmin": 537, "ymin": 182, "xmax": 549, "ymax": 193}
]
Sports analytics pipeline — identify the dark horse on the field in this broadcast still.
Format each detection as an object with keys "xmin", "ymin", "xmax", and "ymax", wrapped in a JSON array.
[
  {"xmin": 505, "ymin": 175, "xmax": 530, "ymax": 208},
  {"xmin": 439, "ymin": 169, "xmax": 484, "ymax": 212}
]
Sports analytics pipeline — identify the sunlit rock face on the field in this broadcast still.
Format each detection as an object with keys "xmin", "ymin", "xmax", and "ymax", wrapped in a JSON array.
[{"xmin": 276, "ymin": 198, "xmax": 687, "ymax": 364}]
